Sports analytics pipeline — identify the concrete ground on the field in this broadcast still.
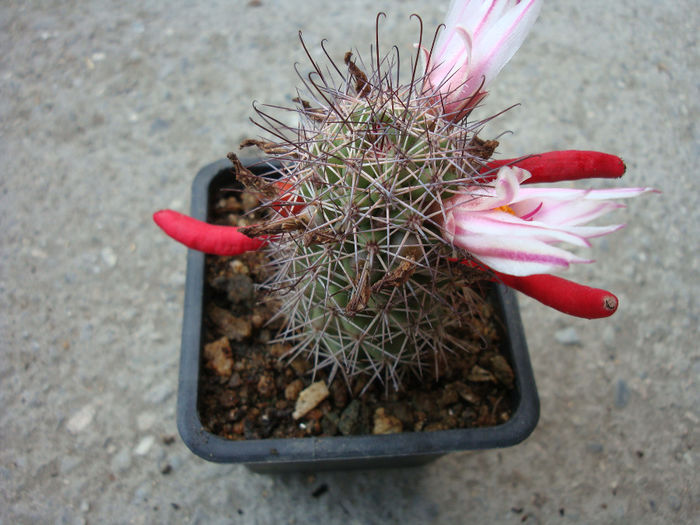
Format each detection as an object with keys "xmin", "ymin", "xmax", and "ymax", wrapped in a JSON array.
[{"xmin": 1, "ymin": 0, "xmax": 697, "ymax": 523}]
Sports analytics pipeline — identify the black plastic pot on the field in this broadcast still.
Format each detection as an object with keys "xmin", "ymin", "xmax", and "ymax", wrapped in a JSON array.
[{"xmin": 177, "ymin": 159, "xmax": 540, "ymax": 473}]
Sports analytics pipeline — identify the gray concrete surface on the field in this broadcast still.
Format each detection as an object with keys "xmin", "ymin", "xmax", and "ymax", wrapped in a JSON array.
[{"xmin": 1, "ymin": 0, "xmax": 697, "ymax": 523}]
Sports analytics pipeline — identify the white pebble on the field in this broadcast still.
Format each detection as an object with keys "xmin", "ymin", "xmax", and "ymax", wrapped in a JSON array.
[
  {"xmin": 66, "ymin": 405, "xmax": 95, "ymax": 434},
  {"xmin": 101, "ymin": 247, "xmax": 117, "ymax": 268},
  {"xmin": 555, "ymin": 327, "xmax": 581, "ymax": 346},
  {"xmin": 292, "ymin": 381, "xmax": 329, "ymax": 420},
  {"xmin": 134, "ymin": 436, "xmax": 155, "ymax": 456}
]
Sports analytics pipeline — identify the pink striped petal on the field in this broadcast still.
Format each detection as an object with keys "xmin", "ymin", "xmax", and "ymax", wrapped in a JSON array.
[
  {"xmin": 426, "ymin": 0, "xmax": 543, "ymax": 118},
  {"xmin": 451, "ymin": 209, "xmax": 591, "ymax": 247},
  {"xmin": 454, "ymin": 235, "xmax": 593, "ymax": 276},
  {"xmin": 440, "ymin": 165, "xmax": 655, "ymax": 276},
  {"xmin": 453, "ymin": 0, "xmax": 543, "ymax": 101},
  {"xmin": 446, "ymin": 166, "xmax": 528, "ymax": 211}
]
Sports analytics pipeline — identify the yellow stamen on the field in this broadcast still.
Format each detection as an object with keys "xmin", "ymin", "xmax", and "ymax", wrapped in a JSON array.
[{"xmin": 496, "ymin": 205, "xmax": 516, "ymax": 215}]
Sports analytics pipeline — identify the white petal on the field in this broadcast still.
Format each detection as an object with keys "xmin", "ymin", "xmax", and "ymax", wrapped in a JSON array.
[
  {"xmin": 522, "ymin": 200, "xmax": 625, "ymax": 227},
  {"xmin": 470, "ymin": 0, "xmax": 543, "ymax": 86},
  {"xmin": 513, "ymin": 187, "xmax": 592, "ymax": 203},
  {"xmin": 454, "ymin": 26, "xmax": 474, "ymax": 65},
  {"xmin": 566, "ymin": 224, "xmax": 626, "ymax": 239},
  {"xmin": 580, "ymin": 187, "xmax": 660, "ymax": 200}
]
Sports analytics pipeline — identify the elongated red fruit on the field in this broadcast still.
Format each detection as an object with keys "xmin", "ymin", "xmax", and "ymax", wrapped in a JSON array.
[
  {"xmin": 453, "ymin": 258, "xmax": 618, "ymax": 318},
  {"xmin": 483, "ymin": 150, "xmax": 626, "ymax": 184},
  {"xmin": 153, "ymin": 210, "xmax": 265, "ymax": 256},
  {"xmin": 494, "ymin": 271, "xmax": 618, "ymax": 319},
  {"xmin": 272, "ymin": 181, "xmax": 305, "ymax": 216}
]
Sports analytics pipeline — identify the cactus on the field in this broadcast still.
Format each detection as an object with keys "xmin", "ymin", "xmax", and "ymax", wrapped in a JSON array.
[
  {"xmin": 238, "ymin": 42, "xmax": 498, "ymax": 390},
  {"xmin": 154, "ymin": 4, "xmax": 655, "ymax": 389}
]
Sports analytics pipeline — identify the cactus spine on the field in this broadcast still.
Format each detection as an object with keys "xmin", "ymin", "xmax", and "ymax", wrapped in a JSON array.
[{"xmin": 241, "ymin": 40, "xmax": 498, "ymax": 390}]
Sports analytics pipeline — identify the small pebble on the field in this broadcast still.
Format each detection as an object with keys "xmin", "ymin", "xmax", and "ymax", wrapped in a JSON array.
[
  {"xmin": 256, "ymin": 374, "xmax": 275, "ymax": 397},
  {"xmin": 292, "ymin": 381, "xmax": 329, "ymax": 420},
  {"xmin": 268, "ymin": 343, "xmax": 288, "ymax": 358},
  {"xmin": 230, "ymin": 259, "xmax": 249, "ymax": 274},
  {"xmin": 586, "ymin": 442, "xmax": 604, "ymax": 454},
  {"xmin": 203, "ymin": 337, "xmax": 234, "ymax": 377},
  {"xmin": 437, "ymin": 386, "xmax": 459, "ymax": 408},
  {"xmin": 30, "ymin": 247, "xmax": 48, "ymax": 258},
  {"xmin": 331, "ymin": 381, "xmax": 348, "ymax": 409},
  {"xmin": 668, "ymin": 494, "xmax": 682, "ymax": 512},
  {"xmin": 602, "ymin": 325, "xmax": 616, "ymax": 348},
  {"xmin": 149, "ymin": 117, "xmax": 170, "ymax": 133},
  {"xmin": 100, "ymin": 247, "xmax": 117, "ymax": 268},
  {"xmin": 555, "ymin": 327, "xmax": 581, "ymax": 346},
  {"xmin": 284, "ymin": 379, "xmax": 304, "ymax": 401},
  {"xmin": 257, "ymin": 329, "xmax": 271, "ymax": 343},
  {"xmin": 59, "ymin": 456, "xmax": 82, "ymax": 475},
  {"xmin": 228, "ymin": 372, "xmax": 242, "ymax": 388},
  {"xmin": 467, "ymin": 365, "xmax": 495, "ymax": 382},
  {"xmin": 208, "ymin": 305, "xmax": 252, "ymax": 341},
  {"xmin": 372, "ymin": 408, "xmax": 403, "ymax": 434},
  {"xmin": 338, "ymin": 400, "xmax": 361, "ymax": 435},
  {"xmin": 226, "ymin": 274, "xmax": 254, "ymax": 304},
  {"xmin": 614, "ymin": 379, "xmax": 630, "ymax": 408},
  {"xmin": 488, "ymin": 355, "xmax": 514, "ymax": 386},
  {"xmin": 289, "ymin": 357, "xmax": 310, "ymax": 376},
  {"xmin": 454, "ymin": 381, "xmax": 480, "ymax": 404},
  {"xmin": 250, "ymin": 313, "xmax": 264, "ymax": 328},
  {"xmin": 321, "ymin": 413, "xmax": 339, "ymax": 435},
  {"xmin": 134, "ymin": 436, "xmax": 155, "ymax": 456},
  {"xmin": 132, "ymin": 483, "xmax": 151, "ymax": 504},
  {"xmin": 66, "ymin": 404, "xmax": 95, "ymax": 434}
]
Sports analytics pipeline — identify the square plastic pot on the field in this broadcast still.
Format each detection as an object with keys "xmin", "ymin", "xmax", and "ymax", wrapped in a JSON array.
[{"xmin": 176, "ymin": 159, "xmax": 540, "ymax": 473}]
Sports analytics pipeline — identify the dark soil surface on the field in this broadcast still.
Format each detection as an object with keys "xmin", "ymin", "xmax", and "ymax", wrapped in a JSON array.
[{"xmin": 197, "ymin": 185, "xmax": 516, "ymax": 440}]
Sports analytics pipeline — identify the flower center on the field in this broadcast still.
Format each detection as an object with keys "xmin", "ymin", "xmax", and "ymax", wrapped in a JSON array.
[{"xmin": 496, "ymin": 205, "xmax": 516, "ymax": 215}]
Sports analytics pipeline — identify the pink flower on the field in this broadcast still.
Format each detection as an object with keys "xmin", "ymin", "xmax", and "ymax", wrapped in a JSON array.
[
  {"xmin": 423, "ymin": 0, "xmax": 543, "ymax": 119},
  {"xmin": 443, "ymin": 166, "xmax": 657, "ymax": 276}
]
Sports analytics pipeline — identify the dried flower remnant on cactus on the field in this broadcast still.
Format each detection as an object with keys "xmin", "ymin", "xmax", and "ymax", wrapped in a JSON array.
[{"xmin": 154, "ymin": 2, "xmax": 656, "ymax": 388}]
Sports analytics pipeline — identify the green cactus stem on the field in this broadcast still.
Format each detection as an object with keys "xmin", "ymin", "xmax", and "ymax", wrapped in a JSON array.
[{"xmin": 237, "ymin": 33, "xmax": 499, "ymax": 390}]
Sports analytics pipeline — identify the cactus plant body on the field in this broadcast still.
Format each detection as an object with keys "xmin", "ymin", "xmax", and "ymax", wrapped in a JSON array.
[{"xmin": 241, "ymin": 36, "xmax": 498, "ymax": 389}]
